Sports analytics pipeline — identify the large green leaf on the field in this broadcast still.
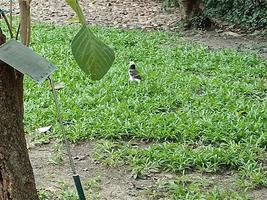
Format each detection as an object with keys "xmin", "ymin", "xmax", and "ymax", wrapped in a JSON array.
[
  {"xmin": 71, "ymin": 25, "xmax": 115, "ymax": 80},
  {"xmin": 66, "ymin": 0, "xmax": 115, "ymax": 80}
]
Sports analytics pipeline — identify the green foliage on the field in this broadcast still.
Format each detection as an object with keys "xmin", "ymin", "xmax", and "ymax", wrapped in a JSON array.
[
  {"xmin": 204, "ymin": 0, "xmax": 267, "ymax": 30},
  {"xmin": 71, "ymin": 26, "xmax": 115, "ymax": 80},
  {"xmin": 153, "ymin": 176, "xmax": 249, "ymax": 200},
  {"xmin": 95, "ymin": 140, "xmax": 266, "ymax": 183},
  {"xmin": 24, "ymin": 24, "xmax": 267, "ymax": 198},
  {"xmin": 95, "ymin": 140, "xmax": 266, "ymax": 198},
  {"xmin": 26, "ymin": 24, "xmax": 267, "ymax": 144},
  {"xmin": 163, "ymin": 0, "xmax": 267, "ymax": 30},
  {"xmin": 39, "ymin": 181, "xmax": 78, "ymax": 200},
  {"xmin": 66, "ymin": 0, "xmax": 115, "ymax": 80},
  {"xmin": 85, "ymin": 175, "xmax": 102, "ymax": 199}
]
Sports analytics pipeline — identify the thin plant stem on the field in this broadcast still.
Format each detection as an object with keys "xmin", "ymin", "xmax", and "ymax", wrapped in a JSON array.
[
  {"xmin": 10, "ymin": 0, "xmax": 13, "ymax": 31},
  {"xmin": 16, "ymin": 23, "xmax": 20, "ymax": 40},
  {"xmin": 1, "ymin": 12, "xmax": 14, "ymax": 38}
]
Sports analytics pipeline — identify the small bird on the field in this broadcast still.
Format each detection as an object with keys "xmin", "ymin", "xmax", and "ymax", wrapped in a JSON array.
[{"xmin": 128, "ymin": 61, "xmax": 142, "ymax": 82}]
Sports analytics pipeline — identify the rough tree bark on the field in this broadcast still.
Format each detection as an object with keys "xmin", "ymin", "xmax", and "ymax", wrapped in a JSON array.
[
  {"xmin": 180, "ymin": 0, "xmax": 202, "ymax": 21},
  {"xmin": 0, "ymin": 28, "xmax": 39, "ymax": 199},
  {"xmin": 180, "ymin": 0, "xmax": 212, "ymax": 29}
]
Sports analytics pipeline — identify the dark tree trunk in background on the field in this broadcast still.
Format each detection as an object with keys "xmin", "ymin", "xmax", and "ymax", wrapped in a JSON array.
[
  {"xmin": 0, "ymin": 28, "xmax": 39, "ymax": 199},
  {"xmin": 180, "ymin": 0, "xmax": 212, "ymax": 29},
  {"xmin": 180, "ymin": 0, "xmax": 202, "ymax": 21}
]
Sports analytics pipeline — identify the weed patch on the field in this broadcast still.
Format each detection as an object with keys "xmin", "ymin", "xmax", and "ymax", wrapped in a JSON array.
[{"xmin": 18, "ymin": 24, "xmax": 267, "ymax": 199}]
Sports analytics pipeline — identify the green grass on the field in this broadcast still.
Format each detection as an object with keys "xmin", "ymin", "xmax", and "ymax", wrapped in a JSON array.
[
  {"xmin": 25, "ymin": 24, "xmax": 267, "ymax": 143},
  {"xmin": 1, "ymin": 22, "xmax": 266, "ymax": 198},
  {"xmin": 38, "ymin": 177, "xmax": 101, "ymax": 200},
  {"xmin": 38, "ymin": 180, "xmax": 77, "ymax": 200},
  {"xmin": 150, "ymin": 174, "xmax": 250, "ymax": 200}
]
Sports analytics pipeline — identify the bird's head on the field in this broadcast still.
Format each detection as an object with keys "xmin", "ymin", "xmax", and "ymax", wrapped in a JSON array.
[{"xmin": 129, "ymin": 61, "xmax": 136, "ymax": 69}]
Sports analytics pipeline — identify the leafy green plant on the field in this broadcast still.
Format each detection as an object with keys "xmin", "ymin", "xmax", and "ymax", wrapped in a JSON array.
[
  {"xmin": 66, "ymin": 0, "xmax": 115, "ymax": 80},
  {"xmin": 39, "ymin": 181, "xmax": 78, "ymax": 200},
  {"xmin": 19, "ymin": 22, "xmax": 267, "ymax": 199},
  {"xmin": 48, "ymin": 143, "xmax": 64, "ymax": 165},
  {"xmin": 163, "ymin": 0, "xmax": 267, "ymax": 30},
  {"xmin": 85, "ymin": 175, "xmax": 102, "ymax": 200},
  {"xmin": 204, "ymin": 0, "xmax": 267, "ymax": 30},
  {"xmin": 151, "ymin": 175, "xmax": 249, "ymax": 200},
  {"xmin": 237, "ymin": 161, "xmax": 267, "ymax": 191}
]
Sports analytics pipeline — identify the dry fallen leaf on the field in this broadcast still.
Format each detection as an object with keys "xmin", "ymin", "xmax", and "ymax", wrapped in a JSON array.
[
  {"xmin": 35, "ymin": 125, "xmax": 52, "ymax": 133},
  {"xmin": 54, "ymin": 82, "xmax": 65, "ymax": 90}
]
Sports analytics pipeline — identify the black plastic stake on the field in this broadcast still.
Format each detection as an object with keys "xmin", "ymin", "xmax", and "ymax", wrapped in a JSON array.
[{"xmin": 73, "ymin": 175, "xmax": 86, "ymax": 200}]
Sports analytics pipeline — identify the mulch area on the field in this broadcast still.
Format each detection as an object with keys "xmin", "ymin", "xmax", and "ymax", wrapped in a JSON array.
[
  {"xmin": 1, "ymin": 0, "xmax": 266, "ymax": 58},
  {"xmin": 0, "ymin": 0, "xmax": 181, "ymax": 30}
]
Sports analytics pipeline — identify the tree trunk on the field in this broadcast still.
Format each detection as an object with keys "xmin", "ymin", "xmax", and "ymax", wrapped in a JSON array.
[
  {"xmin": 0, "ymin": 28, "xmax": 39, "ymax": 200},
  {"xmin": 180, "ymin": 0, "xmax": 212, "ymax": 29},
  {"xmin": 180, "ymin": 0, "xmax": 202, "ymax": 21}
]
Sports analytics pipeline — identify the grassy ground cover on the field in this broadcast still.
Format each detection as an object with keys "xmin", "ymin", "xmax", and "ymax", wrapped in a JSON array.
[{"xmin": 20, "ymin": 24, "xmax": 267, "ymax": 199}]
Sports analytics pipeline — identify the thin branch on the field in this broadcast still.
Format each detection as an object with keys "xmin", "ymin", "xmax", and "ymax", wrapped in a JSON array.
[
  {"xmin": 19, "ymin": 0, "xmax": 31, "ymax": 46},
  {"xmin": 1, "ymin": 12, "xmax": 14, "ymax": 38},
  {"xmin": 0, "ymin": 27, "xmax": 6, "ymax": 44},
  {"xmin": 10, "ymin": 0, "xmax": 13, "ymax": 31},
  {"xmin": 16, "ymin": 23, "xmax": 21, "ymax": 40}
]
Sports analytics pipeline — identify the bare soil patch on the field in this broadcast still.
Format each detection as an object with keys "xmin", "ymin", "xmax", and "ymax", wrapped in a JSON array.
[
  {"xmin": 29, "ymin": 141, "xmax": 153, "ymax": 199},
  {"xmin": 184, "ymin": 30, "xmax": 267, "ymax": 58},
  {"xmin": 1, "ymin": 0, "xmax": 180, "ymax": 30},
  {"xmin": 28, "ymin": 141, "xmax": 267, "ymax": 199},
  {"xmin": 1, "ymin": 0, "xmax": 266, "ymax": 58}
]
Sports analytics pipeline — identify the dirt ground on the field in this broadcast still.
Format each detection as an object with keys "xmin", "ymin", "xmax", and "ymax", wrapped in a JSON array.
[
  {"xmin": 29, "ymin": 141, "xmax": 267, "ymax": 200},
  {"xmin": 1, "ymin": 0, "xmax": 266, "ymax": 58},
  {"xmin": 29, "ymin": 141, "xmax": 153, "ymax": 199},
  {"xmin": 1, "ymin": 0, "xmax": 266, "ymax": 199}
]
